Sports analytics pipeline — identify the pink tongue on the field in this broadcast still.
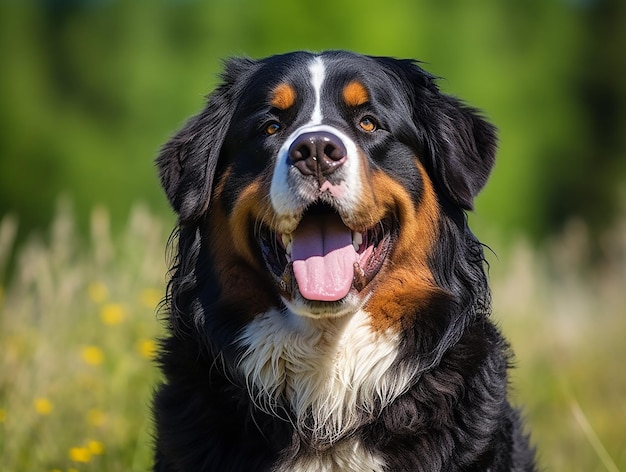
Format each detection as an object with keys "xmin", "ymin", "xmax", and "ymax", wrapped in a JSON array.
[{"xmin": 291, "ymin": 214, "xmax": 356, "ymax": 302}]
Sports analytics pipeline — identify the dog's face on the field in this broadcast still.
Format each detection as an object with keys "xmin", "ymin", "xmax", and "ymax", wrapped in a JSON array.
[{"xmin": 158, "ymin": 51, "xmax": 496, "ymax": 326}]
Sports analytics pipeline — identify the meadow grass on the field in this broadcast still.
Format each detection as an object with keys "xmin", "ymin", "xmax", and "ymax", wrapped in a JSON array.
[
  {"xmin": 488, "ymin": 218, "xmax": 626, "ymax": 471},
  {"xmin": 0, "ymin": 202, "xmax": 168, "ymax": 472},
  {"xmin": 0, "ymin": 204, "xmax": 625, "ymax": 471}
]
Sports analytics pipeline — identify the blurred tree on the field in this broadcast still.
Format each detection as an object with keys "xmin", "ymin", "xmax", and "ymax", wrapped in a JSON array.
[
  {"xmin": 0, "ymin": 0, "xmax": 624, "ymax": 245},
  {"xmin": 569, "ymin": 0, "xmax": 626, "ymax": 234}
]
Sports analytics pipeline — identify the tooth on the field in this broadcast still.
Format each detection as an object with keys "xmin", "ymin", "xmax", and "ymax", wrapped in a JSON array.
[
  {"xmin": 285, "ymin": 241, "xmax": 292, "ymax": 256},
  {"xmin": 352, "ymin": 231, "xmax": 363, "ymax": 251},
  {"xmin": 281, "ymin": 233, "xmax": 292, "ymax": 249},
  {"xmin": 353, "ymin": 262, "xmax": 366, "ymax": 291}
]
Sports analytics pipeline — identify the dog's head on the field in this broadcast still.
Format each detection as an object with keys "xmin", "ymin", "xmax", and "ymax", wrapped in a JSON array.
[{"xmin": 158, "ymin": 51, "xmax": 495, "ymax": 328}]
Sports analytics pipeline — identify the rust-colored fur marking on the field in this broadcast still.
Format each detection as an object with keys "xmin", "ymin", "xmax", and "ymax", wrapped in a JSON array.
[
  {"xmin": 270, "ymin": 83, "xmax": 297, "ymax": 110},
  {"xmin": 207, "ymin": 172, "xmax": 275, "ymax": 317},
  {"xmin": 364, "ymin": 162, "xmax": 441, "ymax": 332},
  {"xmin": 343, "ymin": 81, "xmax": 369, "ymax": 108}
]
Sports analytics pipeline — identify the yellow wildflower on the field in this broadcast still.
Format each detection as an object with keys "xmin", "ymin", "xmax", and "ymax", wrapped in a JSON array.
[
  {"xmin": 87, "ymin": 440, "xmax": 105, "ymax": 455},
  {"xmin": 87, "ymin": 281, "xmax": 109, "ymax": 304},
  {"xmin": 137, "ymin": 338, "xmax": 157, "ymax": 360},
  {"xmin": 100, "ymin": 303, "xmax": 125, "ymax": 325},
  {"xmin": 34, "ymin": 397, "xmax": 53, "ymax": 415},
  {"xmin": 69, "ymin": 446, "xmax": 91, "ymax": 463},
  {"xmin": 139, "ymin": 288, "xmax": 162, "ymax": 309},
  {"xmin": 81, "ymin": 346, "xmax": 104, "ymax": 366},
  {"xmin": 87, "ymin": 408, "xmax": 107, "ymax": 427}
]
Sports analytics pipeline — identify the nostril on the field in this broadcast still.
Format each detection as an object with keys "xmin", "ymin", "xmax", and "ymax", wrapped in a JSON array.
[
  {"xmin": 291, "ymin": 143, "xmax": 311, "ymax": 162},
  {"xmin": 288, "ymin": 136, "xmax": 317, "ymax": 176},
  {"xmin": 324, "ymin": 142, "xmax": 345, "ymax": 161}
]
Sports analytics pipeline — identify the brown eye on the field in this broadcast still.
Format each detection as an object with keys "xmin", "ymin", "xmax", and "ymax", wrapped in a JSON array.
[
  {"xmin": 359, "ymin": 116, "xmax": 377, "ymax": 132},
  {"xmin": 265, "ymin": 122, "xmax": 281, "ymax": 136}
]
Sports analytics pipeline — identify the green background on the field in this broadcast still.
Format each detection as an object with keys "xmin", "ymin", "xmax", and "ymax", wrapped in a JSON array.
[
  {"xmin": 1, "ymin": 1, "xmax": 626, "ymax": 471},
  {"xmin": 1, "ymin": 0, "xmax": 625, "ymax": 243}
]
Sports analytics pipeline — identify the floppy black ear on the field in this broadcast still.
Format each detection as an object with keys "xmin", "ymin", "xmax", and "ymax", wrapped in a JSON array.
[
  {"xmin": 156, "ymin": 57, "xmax": 258, "ymax": 223},
  {"xmin": 376, "ymin": 57, "xmax": 497, "ymax": 210},
  {"xmin": 427, "ymin": 95, "xmax": 497, "ymax": 210}
]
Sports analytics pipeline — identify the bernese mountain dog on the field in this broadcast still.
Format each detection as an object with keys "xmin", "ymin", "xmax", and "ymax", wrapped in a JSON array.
[{"xmin": 153, "ymin": 50, "xmax": 536, "ymax": 471}]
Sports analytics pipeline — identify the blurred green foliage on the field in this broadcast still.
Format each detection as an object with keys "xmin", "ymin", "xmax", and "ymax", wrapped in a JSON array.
[{"xmin": 0, "ymin": 0, "xmax": 625, "ymax": 241}]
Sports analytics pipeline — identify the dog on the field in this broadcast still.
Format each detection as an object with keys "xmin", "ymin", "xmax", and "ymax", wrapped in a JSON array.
[{"xmin": 153, "ymin": 50, "xmax": 536, "ymax": 471}]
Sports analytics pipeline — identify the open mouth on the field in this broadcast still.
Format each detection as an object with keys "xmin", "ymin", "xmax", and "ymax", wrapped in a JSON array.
[{"xmin": 258, "ymin": 203, "xmax": 396, "ymax": 303}]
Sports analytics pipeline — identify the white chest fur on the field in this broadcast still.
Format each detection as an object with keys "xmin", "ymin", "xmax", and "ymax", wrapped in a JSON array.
[{"xmin": 237, "ymin": 309, "xmax": 413, "ymax": 456}]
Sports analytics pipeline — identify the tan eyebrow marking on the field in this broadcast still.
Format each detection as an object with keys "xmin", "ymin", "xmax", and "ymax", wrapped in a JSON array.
[
  {"xmin": 270, "ymin": 83, "xmax": 297, "ymax": 110},
  {"xmin": 343, "ymin": 81, "xmax": 369, "ymax": 107}
]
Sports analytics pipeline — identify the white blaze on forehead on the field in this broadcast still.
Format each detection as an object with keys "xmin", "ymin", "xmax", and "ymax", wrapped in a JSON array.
[
  {"xmin": 269, "ymin": 55, "xmax": 363, "ymax": 228},
  {"xmin": 309, "ymin": 56, "xmax": 325, "ymax": 124}
]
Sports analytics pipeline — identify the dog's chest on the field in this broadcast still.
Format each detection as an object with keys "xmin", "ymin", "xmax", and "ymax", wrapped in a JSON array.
[{"xmin": 237, "ymin": 309, "xmax": 411, "ymax": 459}]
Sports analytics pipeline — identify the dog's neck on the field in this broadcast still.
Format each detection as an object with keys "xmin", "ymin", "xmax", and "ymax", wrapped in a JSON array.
[{"xmin": 237, "ymin": 308, "xmax": 414, "ymax": 446}]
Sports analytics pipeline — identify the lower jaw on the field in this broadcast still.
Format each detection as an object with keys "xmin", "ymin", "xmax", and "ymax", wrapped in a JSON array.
[
  {"xmin": 272, "ymin": 264, "xmax": 376, "ymax": 318},
  {"xmin": 281, "ymin": 289, "xmax": 365, "ymax": 319}
]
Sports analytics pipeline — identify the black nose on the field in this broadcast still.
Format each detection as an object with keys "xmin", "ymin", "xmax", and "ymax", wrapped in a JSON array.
[{"xmin": 288, "ymin": 131, "xmax": 347, "ymax": 179}]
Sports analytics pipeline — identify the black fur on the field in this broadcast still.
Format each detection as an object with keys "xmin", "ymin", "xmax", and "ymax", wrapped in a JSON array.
[{"xmin": 153, "ymin": 51, "xmax": 536, "ymax": 471}]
